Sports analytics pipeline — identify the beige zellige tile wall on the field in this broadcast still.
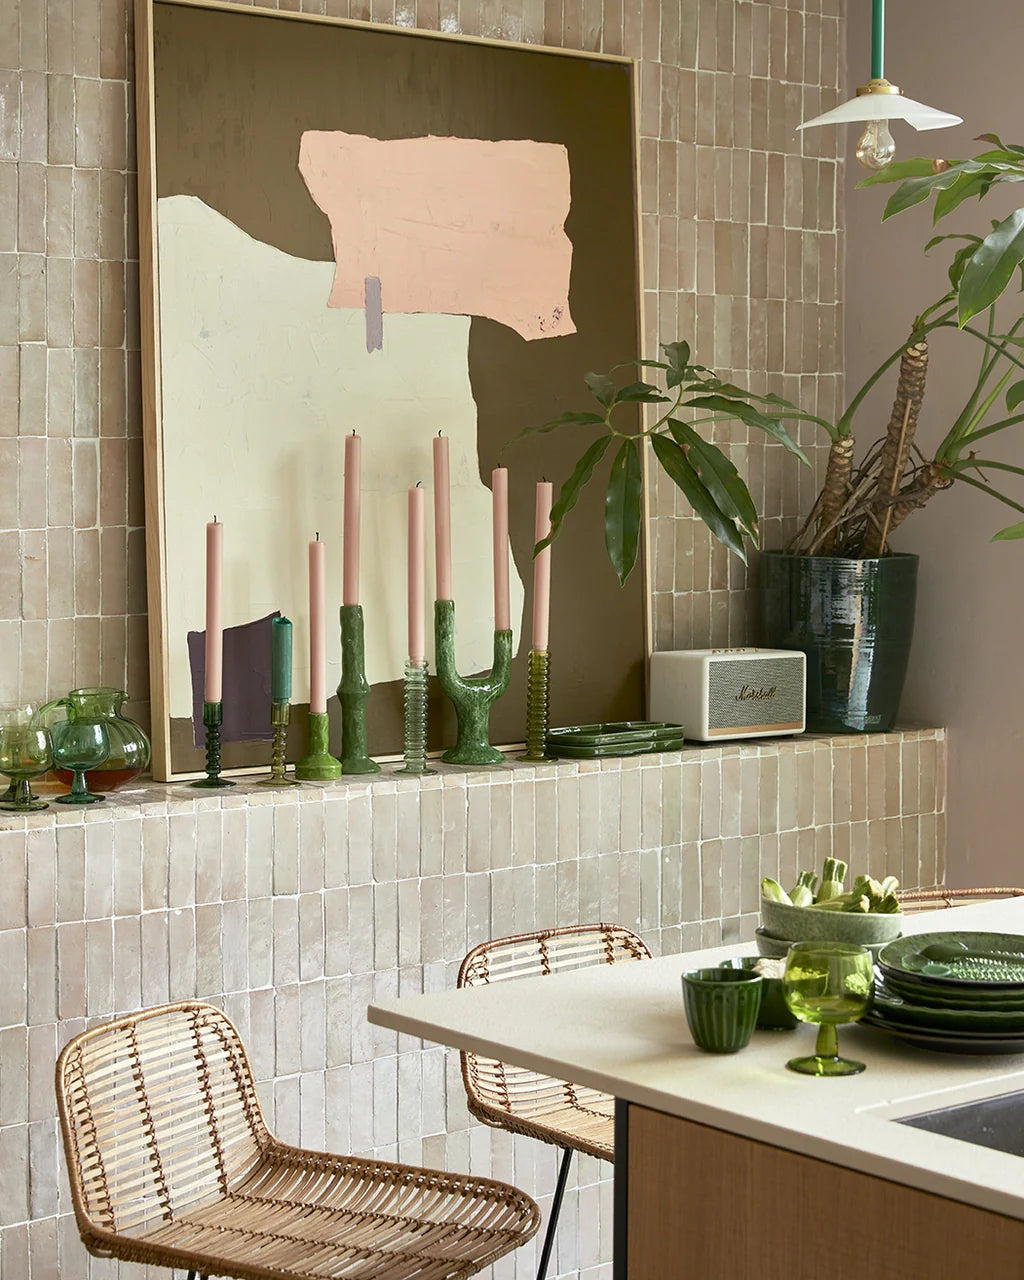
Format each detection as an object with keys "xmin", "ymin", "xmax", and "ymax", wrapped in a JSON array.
[
  {"xmin": 0, "ymin": 0, "xmax": 845, "ymax": 716},
  {"xmin": 0, "ymin": 733, "xmax": 945, "ymax": 1280}
]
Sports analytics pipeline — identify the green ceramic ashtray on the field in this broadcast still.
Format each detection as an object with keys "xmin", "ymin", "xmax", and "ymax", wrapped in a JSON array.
[
  {"xmin": 720, "ymin": 956, "xmax": 798, "ymax": 1030},
  {"xmin": 546, "ymin": 721, "xmax": 684, "ymax": 759}
]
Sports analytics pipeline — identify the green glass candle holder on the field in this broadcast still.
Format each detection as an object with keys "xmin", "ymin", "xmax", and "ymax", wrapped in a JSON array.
[
  {"xmin": 395, "ymin": 658, "xmax": 436, "ymax": 776},
  {"xmin": 434, "ymin": 599, "xmax": 512, "ymax": 766},
  {"xmin": 258, "ymin": 699, "xmax": 301, "ymax": 787},
  {"xmin": 338, "ymin": 604, "xmax": 380, "ymax": 775},
  {"xmin": 519, "ymin": 648, "xmax": 556, "ymax": 762},
  {"xmin": 295, "ymin": 710, "xmax": 343, "ymax": 781},
  {"xmin": 192, "ymin": 701, "xmax": 235, "ymax": 788}
]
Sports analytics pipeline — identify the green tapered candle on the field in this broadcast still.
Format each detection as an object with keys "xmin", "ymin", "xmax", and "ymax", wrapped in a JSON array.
[{"xmin": 271, "ymin": 616, "xmax": 293, "ymax": 702}]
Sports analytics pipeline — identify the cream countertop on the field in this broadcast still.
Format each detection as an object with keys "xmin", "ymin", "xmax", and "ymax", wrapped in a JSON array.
[{"xmin": 369, "ymin": 898, "xmax": 1024, "ymax": 1220}]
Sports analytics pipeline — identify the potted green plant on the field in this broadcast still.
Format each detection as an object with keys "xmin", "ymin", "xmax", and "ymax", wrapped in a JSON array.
[{"xmin": 520, "ymin": 138, "xmax": 1024, "ymax": 732}]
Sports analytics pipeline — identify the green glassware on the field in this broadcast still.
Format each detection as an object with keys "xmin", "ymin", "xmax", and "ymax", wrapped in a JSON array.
[
  {"xmin": 0, "ymin": 722, "xmax": 52, "ymax": 811},
  {"xmin": 192, "ymin": 700, "xmax": 235, "ymax": 788},
  {"xmin": 782, "ymin": 941, "xmax": 875, "ymax": 1076},
  {"xmin": 519, "ymin": 648, "xmax": 556, "ymax": 763},
  {"xmin": 434, "ymin": 599, "xmax": 512, "ymax": 766},
  {"xmin": 395, "ymin": 658, "xmax": 435, "ymax": 776},
  {"xmin": 258, "ymin": 699, "xmax": 300, "ymax": 787},
  {"xmin": 51, "ymin": 719, "xmax": 109, "ymax": 805},
  {"xmin": 42, "ymin": 688, "xmax": 149, "ymax": 791},
  {"xmin": 0, "ymin": 705, "xmax": 39, "ymax": 804}
]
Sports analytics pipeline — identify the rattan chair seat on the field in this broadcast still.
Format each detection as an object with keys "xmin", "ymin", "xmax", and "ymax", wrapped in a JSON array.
[
  {"xmin": 56, "ymin": 1002, "xmax": 539, "ymax": 1280},
  {"xmin": 897, "ymin": 887, "xmax": 1024, "ymax": 913}
]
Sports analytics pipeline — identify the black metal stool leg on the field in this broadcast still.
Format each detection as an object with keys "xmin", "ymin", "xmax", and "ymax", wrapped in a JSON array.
[{"xmin": 535, "ymin": 1146, "xmax": 574, "ymax": 1280}]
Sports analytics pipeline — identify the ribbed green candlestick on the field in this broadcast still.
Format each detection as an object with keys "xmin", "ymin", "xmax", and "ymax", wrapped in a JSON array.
[
  {"xmin": 258, "ymin": 699, "xmax": 300, "ymax": 786},
  {"xmin": 519, "ymin": 648, "xmax": 556, "ymax": 762},
  {"xmin": 395, "ymin": 658, "xmax": 436, "ymax": 776},
  {"xmin": 434, "ymin": 599, "xmax": 512, "ymax": 766},
  {"xmin": 191, "ymin": 701, "xmax": 235, "ymax": 788},
  {"xmin": 338, "ymin": 604, "xmax": 380, "ymax": 775}
]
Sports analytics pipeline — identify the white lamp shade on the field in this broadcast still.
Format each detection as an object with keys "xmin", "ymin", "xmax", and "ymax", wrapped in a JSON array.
[{"xmin": 798, "ymin": 93, "xmax": 962, "ymax": 133}]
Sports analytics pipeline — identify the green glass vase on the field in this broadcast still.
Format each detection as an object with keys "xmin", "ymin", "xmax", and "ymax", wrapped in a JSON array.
[{"xmin": 44, "ymin": 688, "xmax": 150, "ymax": 792}]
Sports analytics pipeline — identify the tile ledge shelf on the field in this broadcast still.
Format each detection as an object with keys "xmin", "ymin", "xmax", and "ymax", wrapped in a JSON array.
[{"xmin": 2, "ymin": 725, "xmax": 946, "ymax": 829}]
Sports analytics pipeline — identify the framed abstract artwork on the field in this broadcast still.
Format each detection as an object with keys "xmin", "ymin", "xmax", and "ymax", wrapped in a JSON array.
[{"xmin": 135, "ymin": 0, "xmax": 646, "ymax": 781}]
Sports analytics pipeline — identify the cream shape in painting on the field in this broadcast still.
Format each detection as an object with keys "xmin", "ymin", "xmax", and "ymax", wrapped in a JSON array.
[
  {"xmin": 157, "ymin": 194, "xmax": 525, "ymax": 720},
  {"xmin": 298, "ymin": 132, "xmax": 576, "ymax": 341}
]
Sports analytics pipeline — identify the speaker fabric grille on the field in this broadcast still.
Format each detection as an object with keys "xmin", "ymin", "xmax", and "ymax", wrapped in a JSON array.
[{"xmin": 706, "ymin": 656, "xmax": 804, "ymax": 732}]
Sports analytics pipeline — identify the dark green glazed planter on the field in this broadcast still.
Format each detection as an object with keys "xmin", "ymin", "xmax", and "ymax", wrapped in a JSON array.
[{"xmin": 760, "ymin": 551, "xmax": 918, "ymax": 734}]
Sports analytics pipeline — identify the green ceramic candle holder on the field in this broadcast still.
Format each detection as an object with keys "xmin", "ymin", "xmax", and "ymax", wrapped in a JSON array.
[
  {"xmin": 434, "ymin": 599, "xmax": 512, "ymax": 766},
  {"xmin": 395, "ymin": 658, "xmax": 436, "ymax": 776},
  {"xmin": 259, "ymin": 699, "xmax": 300, "ymax": 787},
  {"xmin": 338, "ymin": 604, "xmax": 380, "ymax": 775},
  {"xmin": 192, "ymin": 701, "xmax": 235, "ymax": 788},
  {"xmin": 294, "ymin": 710, "xmax": 343, "ymax": 781},
  {"xmin": 519, "ymin": 647, "xmax": 556, "ymax": 762}
]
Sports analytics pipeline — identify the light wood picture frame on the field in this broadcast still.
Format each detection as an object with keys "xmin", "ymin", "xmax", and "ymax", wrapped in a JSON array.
[{"xmin": 135, "ymin": 0, "xmax": 646, "ymax": 781}]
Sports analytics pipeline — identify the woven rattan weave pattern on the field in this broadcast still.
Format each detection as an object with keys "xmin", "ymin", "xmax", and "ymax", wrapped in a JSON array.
[
  {"xmin": 897, "ymin": 888, "xmax": 1024, "ymax": 914},
  {"xmin": 458, "ymin": 924, "xmax": 651, "ymax": 1162},
  {"xmin": 55, "ymin": 1002, "xmax": 539, "ymax": 1280}
]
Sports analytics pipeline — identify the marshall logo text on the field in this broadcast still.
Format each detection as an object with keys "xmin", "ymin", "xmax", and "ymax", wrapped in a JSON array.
[{"xmin": 734, "ymin": 684, "xmax": 777, "ymax": 702}]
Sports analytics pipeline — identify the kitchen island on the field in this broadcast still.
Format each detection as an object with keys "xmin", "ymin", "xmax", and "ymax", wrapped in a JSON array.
[{"xmin": 369, "ymin": 898, "xmax": 1024, "ymax": 1279}]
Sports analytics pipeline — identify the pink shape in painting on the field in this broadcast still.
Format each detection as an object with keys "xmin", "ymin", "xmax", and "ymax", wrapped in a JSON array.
[{"xmin": 298, "ymin": 132, "xmax": 576, "ymax": 342}]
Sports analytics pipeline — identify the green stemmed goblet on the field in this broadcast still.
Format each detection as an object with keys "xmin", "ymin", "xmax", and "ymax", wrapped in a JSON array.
[
  {"xmin": 782, "ymin": 941, "xmax": 875, "ymax": 1076},
  {"xmin": 0, "ymin": 722, "xmax": 53, "ymax": 811},
  {"xmin": 51, "ymin": 719, "xmax": 110, "ymax": 805}
]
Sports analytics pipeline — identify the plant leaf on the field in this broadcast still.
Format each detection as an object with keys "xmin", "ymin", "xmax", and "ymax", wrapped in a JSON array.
[
  {"xmin": 667, "ymin": 420, "xmax": 759, "ymax": 543},
  {"xmin": 683, "ymin": 395, "xmax": 810, "ymax": 465},
  {"xmin": 584, "ymin": 372, "xmax": 617, "ymax": 408},
  {"xmin": 650, "ymin": 433, "xmax": 747, "ymax": 560},
  {"xmin": 512, "ymin": 410, "xmax": 607, "ymax": 442},
  {"xmin": 536, "ymin": 434, "xmax": 612, "ymax": 554},
  {"xmin": 933, "ymin": 170, "xmax": 995, "ymax": 223},
  {"xmin": 881, "ymin": 166, "xmax": 968, "ymax": 218},
  {"xmin": 604, "ymin": 438, "xmax": 644, "ymax": 585},
  {"xmin": 856, "ymin": 157, "xmax": 940, "ymax": 186},
  {"xmin": 1007, "ymin": 381, "xmax": 1024, "ymax": 414},
  {"xmin": 613, "ymin": 380, "xmax": 670, "ymax": 404},
  {"xmin": 958, "ymin": 208, "xmax": 1024, "ymax": 324},
  {"xmin": 661, "ymin": 341, "xmax": 691, "ymax": 371},
  {"xmin": 992, "ymin": 519, "xmax": 1024, "ymax": 541}
]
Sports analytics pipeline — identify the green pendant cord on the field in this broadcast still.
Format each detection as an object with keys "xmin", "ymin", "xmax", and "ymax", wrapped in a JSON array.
[{"xmin": 871, "ymin": 0, "xmax": 884, "ymax": 79}]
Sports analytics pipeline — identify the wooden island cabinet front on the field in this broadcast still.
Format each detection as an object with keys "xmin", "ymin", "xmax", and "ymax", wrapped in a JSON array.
[{"xmin": 615, "ymin": 1103, "xmax": 1024, "ymax": 1280}]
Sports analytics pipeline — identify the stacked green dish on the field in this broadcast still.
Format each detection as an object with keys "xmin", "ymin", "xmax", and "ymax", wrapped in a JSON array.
[
  {"xmin": 545, "ymin": 721, "xmax": 684, "ymax": 759},
  {"xmin": 864, "ymin": 932, "xmax": 1024, "ymax": 1053}
]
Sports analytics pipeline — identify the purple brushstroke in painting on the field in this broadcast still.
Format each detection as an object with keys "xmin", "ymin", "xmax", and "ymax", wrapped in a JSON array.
[{"xmin": 188, "ymin": 612, "xmax": 280, "ymax": 746}]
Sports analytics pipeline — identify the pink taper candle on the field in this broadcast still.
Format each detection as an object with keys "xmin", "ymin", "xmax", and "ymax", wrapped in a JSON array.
[
  {"xmin": 204, "ymin": 519, "xmax": 224, "ymax": 702},
  {"xmin": 343, "ymin": 431, "xmax": 361, "ymax": 606},
  {"xmin": 308, "ymin": 536, "xmax": 327, "ymax": 714},
  {"xmin": 491, "ymin": 466, "xmax": 510, "ymax": 631},
  {"xmin": 433, "ymin": 433, "xmax": 453, "ymax": 600},
  {"xmin": 408, "ymin": 486, "xmax": 425, "ymax": 662},
  {"xmin": 532, "ymin": 482, "xmax": 553, "ymax": 651}
]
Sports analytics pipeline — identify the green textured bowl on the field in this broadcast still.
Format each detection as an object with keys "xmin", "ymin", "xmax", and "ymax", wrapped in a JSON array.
[
  {"xmin": 681, "ymin": 968, "xmax": 762, "ymax": 1053},
  {"xmin": 719, "ymin": 957, "xmax": 798, "ymax": 1030},
  {"xmin": 761, "ymin": 897, "xmax": 903, "ymax": 946}
]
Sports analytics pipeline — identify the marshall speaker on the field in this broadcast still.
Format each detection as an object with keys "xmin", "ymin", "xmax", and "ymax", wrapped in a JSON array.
[{"xmin": 649, "ymin": 648, "xmax": 805, "ymax": 742}]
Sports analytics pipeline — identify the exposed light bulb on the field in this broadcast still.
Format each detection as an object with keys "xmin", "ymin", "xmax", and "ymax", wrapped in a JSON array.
[{"xmin": 855, "ymin": 119, "xmax": 896, "ymax": 170}]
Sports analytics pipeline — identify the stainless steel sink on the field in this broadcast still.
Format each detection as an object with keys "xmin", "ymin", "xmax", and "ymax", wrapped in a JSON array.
[{"xmin": 898, "ymin": 1090, "xmax": 1024, "ymax": 1157}]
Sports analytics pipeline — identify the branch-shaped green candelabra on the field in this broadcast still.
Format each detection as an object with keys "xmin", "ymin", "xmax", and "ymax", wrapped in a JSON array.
[
  {"xmin": 434, "ymin": 599, "xmax": 512, "ymax": 766},
  {"xmin": 338, "ymin": 604, "xmax": 380, "ymax": 774}
]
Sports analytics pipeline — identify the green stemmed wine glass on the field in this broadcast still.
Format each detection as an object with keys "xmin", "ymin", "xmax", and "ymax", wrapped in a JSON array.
[
  {"xmin": 51, "ymin": 719, "xmax": 109, "ymax": 805},
  {"xmin": 0, "ymin": 722, "xmax": 53, "ymax": 812},
  {"xmin": 782, "ymin": 941, "xmax": 875, "ymax": 1076}
]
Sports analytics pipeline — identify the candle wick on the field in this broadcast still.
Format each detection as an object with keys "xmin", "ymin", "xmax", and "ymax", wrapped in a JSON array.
[
  {"xmin": 437, "ymin": 429, "xmax": 443, "ymax": 437},
  {"xmin": 316, "ymin": 531, "xmax": 320, "ymax": 540},
  {"xmin": 416, "ymin": 480, "xmax": 422, "ymax": 488}
]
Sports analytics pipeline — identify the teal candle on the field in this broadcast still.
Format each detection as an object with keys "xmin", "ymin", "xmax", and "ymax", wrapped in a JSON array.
[{"xmin": 271, "ymin": 616, "xmax": 293, "ymax": 702}]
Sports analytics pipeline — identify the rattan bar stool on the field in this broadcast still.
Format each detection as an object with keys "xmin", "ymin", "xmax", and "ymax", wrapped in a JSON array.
[
  {"xmin": 56, "ymin": 1001, "xmax": 540, "ymax": 1280},
  {"xmin": 457, "ymin": 923, "xmax": 651, "ymax": 1280},
  {"xmin": 897, "ymin": 886, "xmax": 1024, "ymax": 913}
]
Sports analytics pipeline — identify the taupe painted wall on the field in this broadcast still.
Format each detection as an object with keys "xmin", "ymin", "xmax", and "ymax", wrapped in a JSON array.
[{"xmin": 845, "ymin": 1, "xmax": 1023, "ymax": 886}]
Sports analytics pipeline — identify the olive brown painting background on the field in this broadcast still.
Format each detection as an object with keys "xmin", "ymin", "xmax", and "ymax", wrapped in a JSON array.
[{"xmin": 149, "ymin": 0, "xmax": 644, "ymax": 775}]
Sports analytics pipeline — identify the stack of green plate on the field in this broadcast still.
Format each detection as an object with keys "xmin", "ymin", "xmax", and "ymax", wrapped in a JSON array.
[
  {"xmin": 545, "ymin": 721, "xmax": 684, "ymax": 759},
  {"xmin": 864, "ymin": 931, "xmax": 1024, "ymax": 1054}
]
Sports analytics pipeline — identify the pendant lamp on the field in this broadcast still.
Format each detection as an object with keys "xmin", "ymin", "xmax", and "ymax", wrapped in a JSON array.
[{"xmin": 798, "ymin": 0, "xmax": 961, "ymax": 170}]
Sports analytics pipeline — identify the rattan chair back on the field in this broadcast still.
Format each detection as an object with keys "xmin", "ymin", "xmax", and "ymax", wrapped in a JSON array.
[
  {"xmin": 57, "ymin": 1001, "xmax": 268, "ymax": 1236},
  {"xmin": 56, "ymin": 1001, "xmax": 540, "ymax": 1280},
  {"xmin": 897, "ymin": 887, "xmax": 1024, "ymax": 914},
  {"xmin": 458, "ymin": 924, "xmax": 651, "ymax": 1161}
]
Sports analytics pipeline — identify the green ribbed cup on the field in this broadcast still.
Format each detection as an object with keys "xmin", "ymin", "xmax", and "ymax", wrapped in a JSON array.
[{"xmin": 682, "ymin": 969, "xmax": 763, "ymax": 1053}]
